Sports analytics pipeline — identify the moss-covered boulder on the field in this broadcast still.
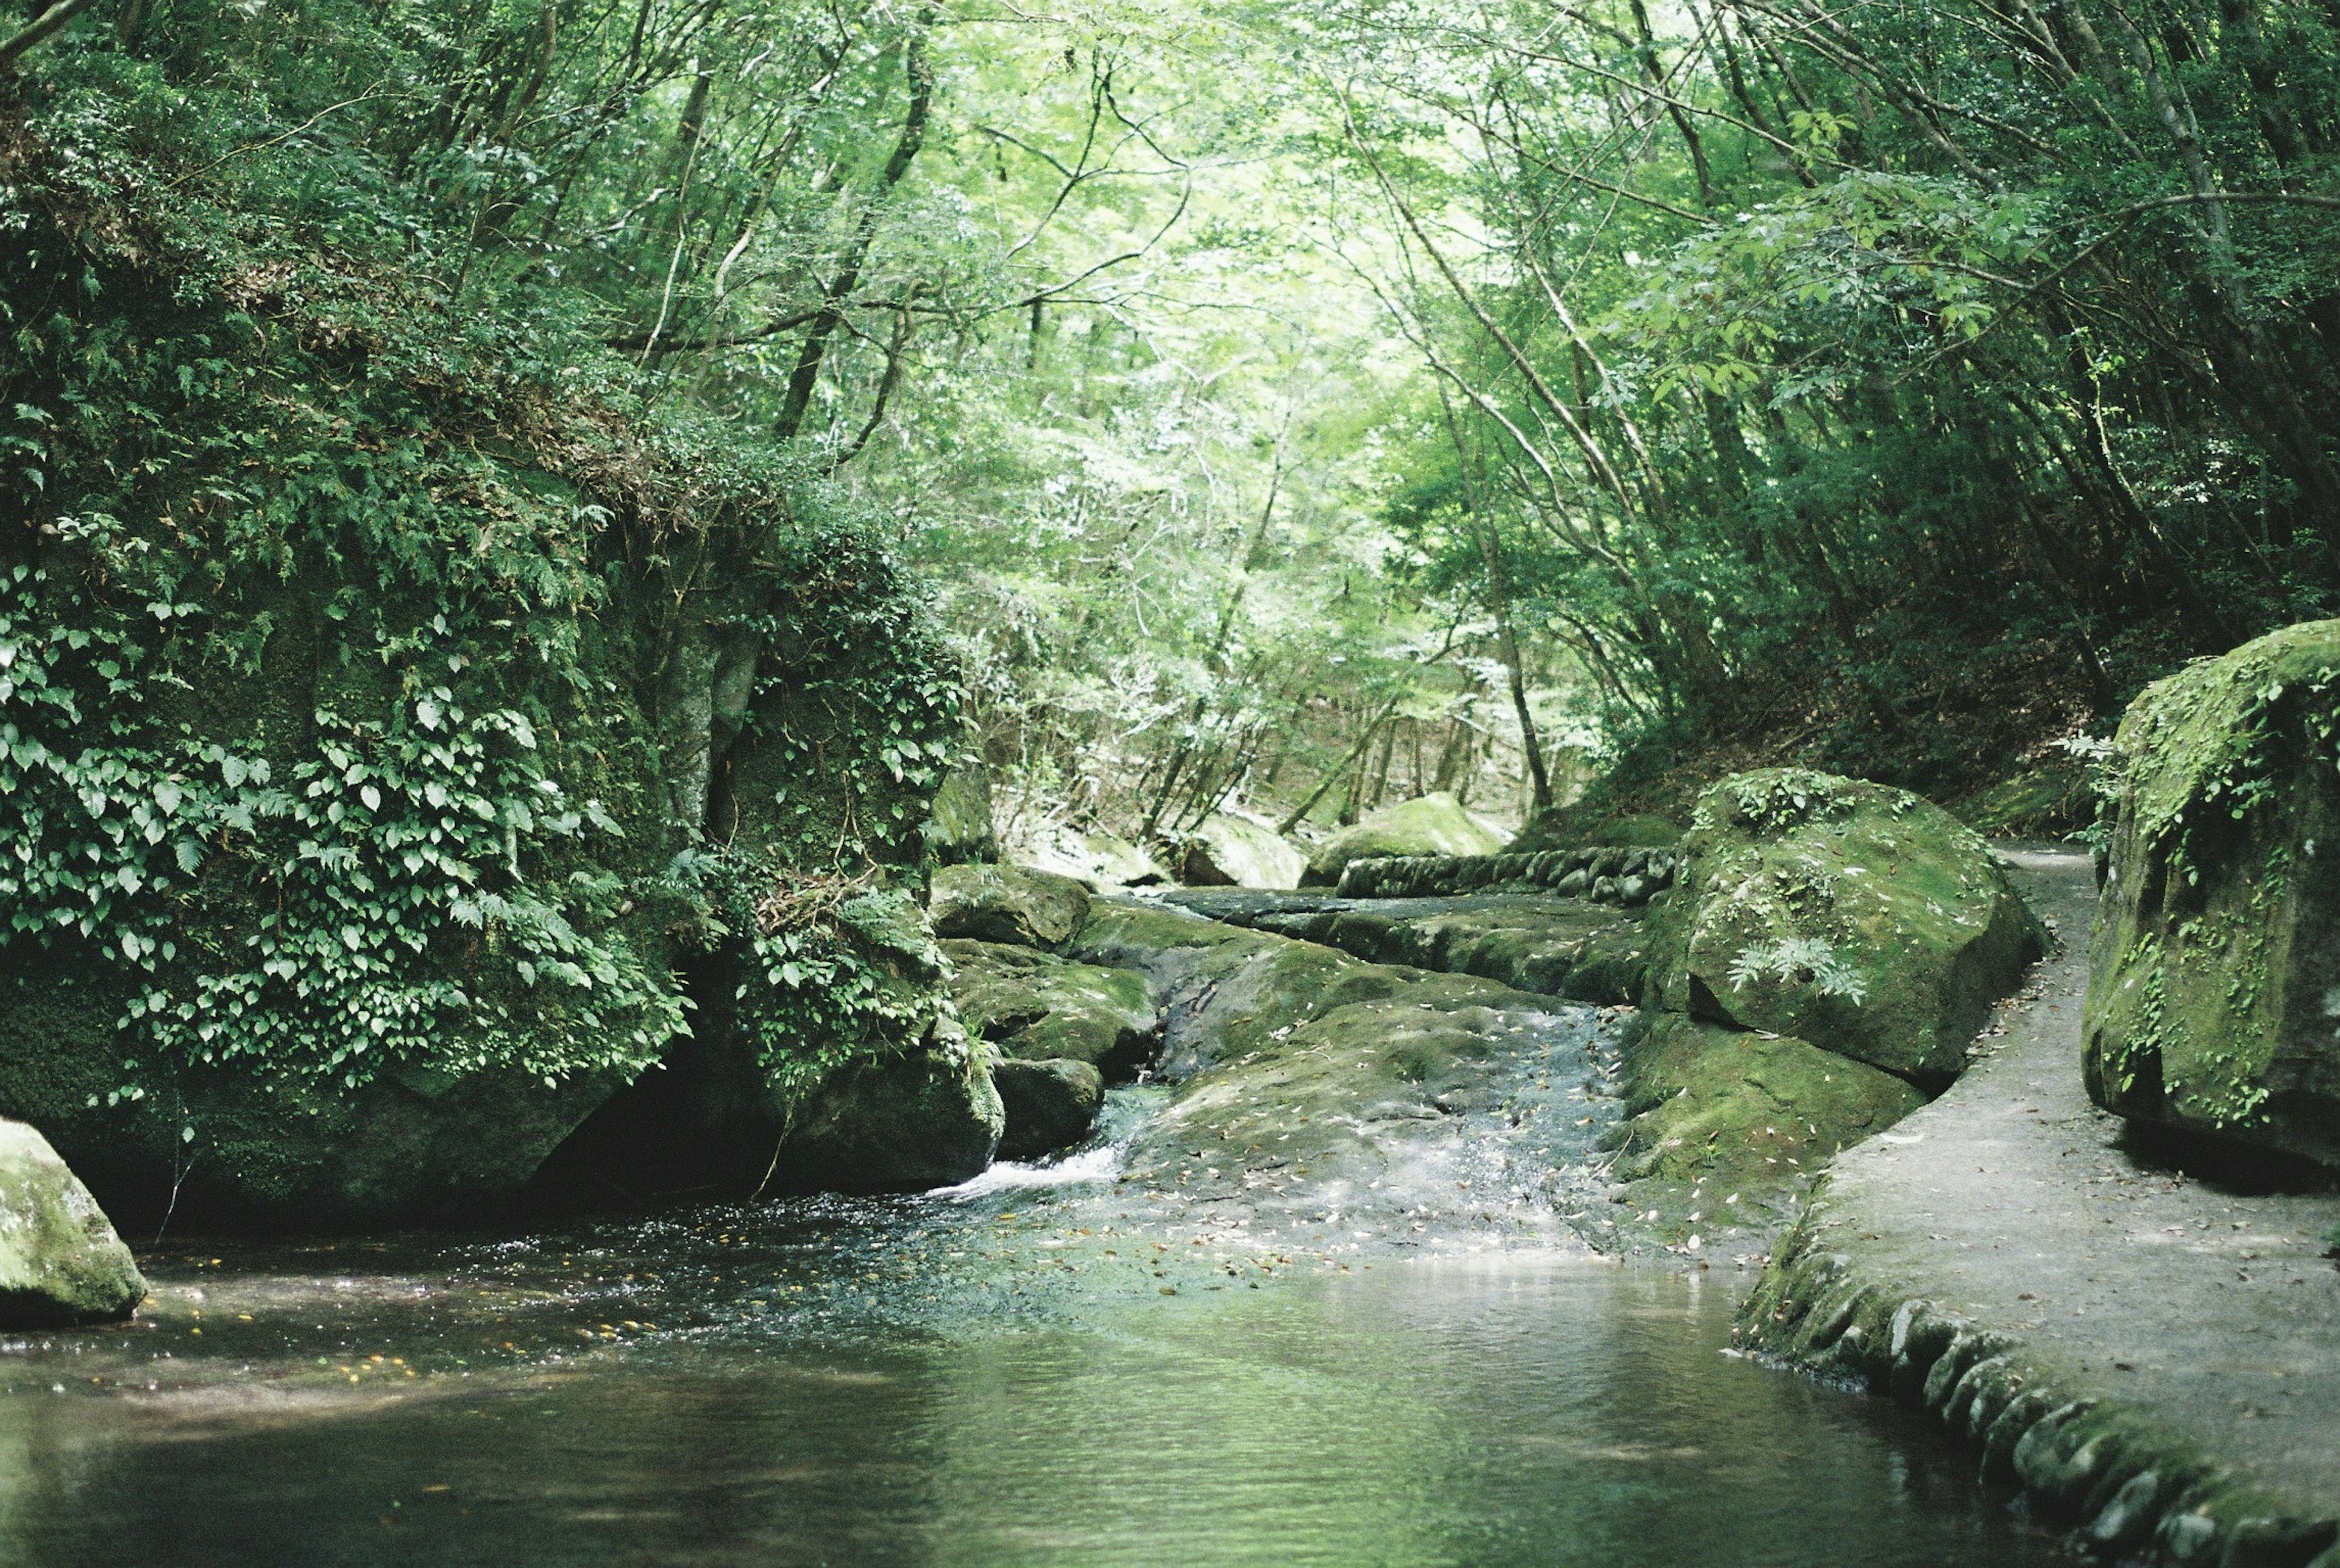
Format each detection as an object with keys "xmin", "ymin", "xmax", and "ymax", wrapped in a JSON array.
[
  {"xmin": 0, "ymin": 1120, "xmax": 146, "ymax": 1327},
  {"xmin": 1601, "ymin": 1016, "xmax": 1925, "ymax": 1187},
  {"xmin": 1299, "ymin": 793, "xmax": 1510, "ymax": 887},
  {"xmin": 1172, "ymin": 812, "xmax": 1306, "ymax": 889},
  {"xmin": 1647, "ymin": 769, "xmax": 2044, "ymax": 1085},
  {"xmin": 768, "ymin": 1024, "xmax": 1003, "ymax": 1193},
  {"xmin": 929, "ymin": 864, "xmax": 1092, "ymax": 951},
  {"xmin": 943, "ymin": 940, "xmax": 1159, "ymax": 1081},
  {"xmin": 993, "ymin": 1057, "xmax": 1105, "ymax": 1160},
  {"xmin": 2085, "ymin": 620, "xmax": 2340, "ymax": 1168}
]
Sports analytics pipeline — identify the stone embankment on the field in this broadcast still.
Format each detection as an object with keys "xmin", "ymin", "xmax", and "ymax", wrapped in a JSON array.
[
  {"xmin": 1740, "ymin": 848, "xmax": 2340, "ymax": 1568},
  {"xmin": 1334, "ymin": 845, "xmax": 1678, "ymax": 906}
]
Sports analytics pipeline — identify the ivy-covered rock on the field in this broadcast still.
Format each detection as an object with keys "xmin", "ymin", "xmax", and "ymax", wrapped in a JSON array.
[
  {"xmin": 1172, "ymin": 812, "xmax": 1306, "ymax": 889},
  {"xmin": 1646, "ymin": 769, "xmax": 2044, "ymax": 1086},
  {"xmin": 1299, "ymin": 793, "xmax": 1509, "ymax": 887},
  {"xmin": 992, "ymin": 1057, "xmax": 1104, "ymax": 1160},
  {"xmin": 0, "ymin": 146, "xmax": 962, "ymax": 1226},
  {"xmin": 2085, "ymin": 620, "xmax": 2340, "ymax": 1168},
  {"xmin": 0, "ymin": 1119, "xmax": 146, "ymax": 1327},
  {"xmin": 943, "ymin": 940, "xmax": 1160, "ymax": 1080},
  {"xmin": 929, "ymin": 864, "xmax": 1092, "ymax": 950}
]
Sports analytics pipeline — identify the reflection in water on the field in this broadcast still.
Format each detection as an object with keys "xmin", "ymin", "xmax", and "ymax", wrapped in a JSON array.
[{"xmin": 0, "ymin": 1244, "xmax": 2054, "ymax": 1567}]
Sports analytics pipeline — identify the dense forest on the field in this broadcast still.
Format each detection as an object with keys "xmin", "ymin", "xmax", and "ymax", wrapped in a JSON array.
[
  {"xmin": 11, "ymin": 0, "xmax": 2339, "ymax": 850},
  {"xmin": 5, "ymin": 0, "xmax": 2340, "ymax": 1149}
]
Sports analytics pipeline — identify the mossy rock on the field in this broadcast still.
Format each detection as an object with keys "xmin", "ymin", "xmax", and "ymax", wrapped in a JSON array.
[
  {"xmin": 0, "ymin": 1119, "xmax": 147, "ymax": 1327},
  {"xmin": 1125, "ymin": 995, "xmax": 1535, "ymax": 1188},
  {"xmin": 1253, "ymin": 898, "xmax": 1647, "ymax": 1005},
  {"xmin": 1299, "ymin": 793, "xmax": 1510, "ymax": 887},
  {"xmin": 2085, "ymin": 620, "xmax": 2340, "ymax": 1168},
  {"xmin": 1952, "ymin": 758, "xmax": 2093, "ymax": 839},
  {"xmin": 1172, "ymin": 812, "xmax": 1306, "ymax": 889},
  {"xmin": 929, "ymin": 863, "xmax": 1092, "ymax": 950},
  {"xmin": 942, "ymin": 939, "xmax": 1159, "ymax": 1081},
  {"xmin": 1601, "ymin": 1015, "xmax": 1925, "ymax": 1188},
  {"xmin": 921, "ymin": 762, "xmax": 999, "ymax": 865},
  {"xmin": 993, "ymin": 1057, "xmax": 1104, "ymax": 1160},
  {"xmin": 1647, "ymin": 769, "xmax": 2045, "ymax": 1085},
  {"xmin": 768, "ymin": 1025, "xmax": 1003, "ymax": 1194},
  {"xmin": 1072, "ymin": 903, "xmax": 1471, "ymax": 1078}
]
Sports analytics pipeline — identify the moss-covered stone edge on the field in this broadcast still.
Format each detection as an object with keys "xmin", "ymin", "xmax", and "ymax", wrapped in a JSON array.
[{"xmin": 1738, "ymin": 1203, "xmax": 2339, "ymax": 1567}]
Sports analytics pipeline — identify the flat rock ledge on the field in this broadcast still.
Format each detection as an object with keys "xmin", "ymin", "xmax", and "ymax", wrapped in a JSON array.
[{"xmin": 1737, "ymin": 846, "xmax": 2340, "ymax": 1568}]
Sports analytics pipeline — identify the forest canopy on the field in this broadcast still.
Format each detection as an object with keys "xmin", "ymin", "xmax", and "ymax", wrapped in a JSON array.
[{"xmin": 7, "ymin": 0, "xmax": 2338, "ymax": 852}]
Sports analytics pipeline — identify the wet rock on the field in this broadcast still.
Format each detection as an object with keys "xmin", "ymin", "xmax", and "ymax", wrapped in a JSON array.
[
  {"xmin": 1645, "ymin": 768, "xmax": 2045, "ymax": 1085},
  {"xmin": 0, "ymin": 1120, "xmax": 145, "ymax": 1326},
  {"xmin": 2085, "ymin": 619, "xmax": 2340, "ymax": 1168},
  {"xmin": 993, "ymin": 1058, "xmax": 1104, "ymax": 1160},
  {"xmin": 931, "ymin": 863, "xmax": 1091, "ymax": 951},
  {"xmin": 1171, "ymin": 812, "xmax": 1306, "ymax": 890},
  {"xmin": 1300, "ymin": 793, "xmax": 1509, "ymax": 887},
  {"xmin": 773, "ymin": 1024, "xmax": 1003, "ymax": 1193},
  {"xmin": 943, "ymin": 939, "xmax": 1160, "ymax": 1080}
]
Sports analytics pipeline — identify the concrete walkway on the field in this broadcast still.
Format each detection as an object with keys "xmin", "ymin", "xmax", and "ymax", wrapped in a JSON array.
[{"xmin": 1753, "ymin": 846, "xmax": 2339, "ymax": 1552}]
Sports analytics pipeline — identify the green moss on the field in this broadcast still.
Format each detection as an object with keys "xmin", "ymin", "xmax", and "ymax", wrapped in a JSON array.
[
  {"xmin": 1604, "ymin": 1015, "xmax": 1926, "ymax": 1190},
  {"xmin": 2085, "ymin": 622, "xmax": 2340, "ymax": 1165},
  {"xmin": 1299, "ymin": 793, "xmax": 1511, "ymax": 887},
  {"xmin": 943, "ymin": 939, "xmax": 1158, "ymax": 1080}
]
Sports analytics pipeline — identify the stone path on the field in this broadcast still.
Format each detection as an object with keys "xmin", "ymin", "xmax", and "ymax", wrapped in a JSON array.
[{"xmin": 1785, "ymin": 845, "xmax": 2339, "ymax": 1531}]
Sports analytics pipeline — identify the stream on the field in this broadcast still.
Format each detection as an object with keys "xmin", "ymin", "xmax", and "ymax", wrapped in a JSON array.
[{"xmin": 0, "ymin": 1084, "xmax": 2064, "ymax": 1567}]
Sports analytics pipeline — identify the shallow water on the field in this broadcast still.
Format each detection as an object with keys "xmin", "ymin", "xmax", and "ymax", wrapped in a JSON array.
[{"xmin": 0, "ymin": 1120, "xmax": 2060, "ymax": 1568}]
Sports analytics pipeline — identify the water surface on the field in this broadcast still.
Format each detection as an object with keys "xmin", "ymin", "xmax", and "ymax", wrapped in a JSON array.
[{"xmin": 0, "ymin": 1154, "xmax": 2059, "ymax": 1567}]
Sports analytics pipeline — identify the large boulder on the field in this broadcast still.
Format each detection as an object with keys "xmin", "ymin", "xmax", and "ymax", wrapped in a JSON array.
[
  {"xmin": 991, "ymin": 1057, "xmax": 1104, "ymax": 1160},
  {"xmin": 0, "ymin": 1120, "xmax": 146, "ymax": 1327},
  {"xmin": 1646, "ymin": 769, "xmax": 2044, "ymax": 1086},
  {"xmin": 943, "ymin": 940, "xmax": 1160, "ymax": 1080},
  {"xmin": 1172, "ymin": 812, "xmax": 1306, "ymax": 889},
  {"xmin": 2085, "ymin": 621, "xmax": 2340, "ymax": 1168},
  {"xmin": 1300, "ymin": 793, "xmax": 1509, "ymax": 887},
  {"xmin": 929, "ymin": 863, "xmax": 1092, "ymax": 950},
  {"xmin": 771, "ymin": 1024, "xmax": 1004, "ymax": 1193}
]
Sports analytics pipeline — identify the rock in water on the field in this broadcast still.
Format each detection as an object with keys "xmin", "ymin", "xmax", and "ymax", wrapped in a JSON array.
[
  {"xmin": 775, "ymin": 1027, "xmax": 1004, "ymax": 1193},
  {"xmin": 992, "ymin": 1059, "xmax": 1105, "ymax": 1160},
  {"xmin": 2085, "ymin": 620, "xmax": 2340, "ymax": 1168},
  {"xmin": 1646, "ymin": 768, "xmax": 2044, "ymax": 1087},
  {"xmin": 1299, "ymin": 793, "xmax": 1510, "ymax": 888},
  {"xmin": 929, "ymin": 864, "xmax": 1093, "ymax": 950},
  {"xmin": 943, "ymin": 940, "xmax": 1161, "ymax": 1080},
  {"xmin": 0, "ymin": 1120, "xmax": 144, "ymax": 1326},
  {"xmin": 1601, "ymin": 1016, "xmax": 1924, "ymax": 1185},
  {"xmin": 1173, "ymin": 812, "xmax": 1307, "ymax": 889}
]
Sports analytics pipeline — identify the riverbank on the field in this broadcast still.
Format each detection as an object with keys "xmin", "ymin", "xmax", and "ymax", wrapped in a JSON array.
[{"xmin": 1742, "ymin": 846, "xmax": 2340, "ymax": 1565}]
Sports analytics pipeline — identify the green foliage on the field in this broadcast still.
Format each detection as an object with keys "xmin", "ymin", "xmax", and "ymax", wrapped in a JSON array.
[
  {"xmin": 0, "ymin": 563, "xmax": 683, "ymax": 1095},
  {"xmin": 1727, "ymin": 938, "xmax": 1868, "ymax": 1006}
]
